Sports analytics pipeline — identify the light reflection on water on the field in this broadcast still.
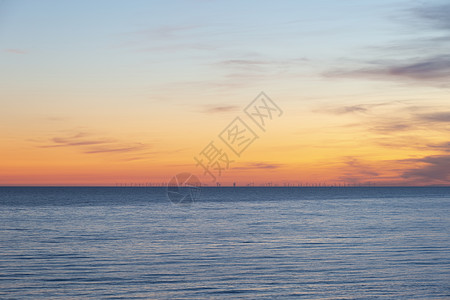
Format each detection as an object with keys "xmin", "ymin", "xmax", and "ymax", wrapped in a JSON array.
[{"xmin": 1, "ymin": 187, "xmax": 449, "ymax": 299}]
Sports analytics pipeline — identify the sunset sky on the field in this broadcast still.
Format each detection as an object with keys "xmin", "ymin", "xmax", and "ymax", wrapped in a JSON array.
[{"xmin": 1, "ymin": 0, "xmax": 449, "ymax": 186}]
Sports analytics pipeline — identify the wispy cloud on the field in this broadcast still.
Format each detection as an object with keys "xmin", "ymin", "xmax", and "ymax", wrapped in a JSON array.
[
  {"xmin": 427, "ymin": 141, "xmax": 450, "ymax": 152},
  {"xmin": 370, "ymin": 122, "xmax": 412, "ymax": 134},
  {"xmin": 414, "ymin": 3, "xmax": 450, "ymax": 31},
  {"xmin": 233, "ymin": 162, "xmax": 283, "ymax": 170},
  {"xmin": 216, "ymin": 57, "xmax": 308, "ymax": 71},
  {"xmin": 333, "ymin": 153, "xmax": 450, "ymax": 186},
  {"xmin": 138, "ymin": 24, "xmax": 202, "ymax": 39},
  {"xmin": 203, "ymin": 105, "xmax": 239, "ymax": 114},
  {"xmin": 4, "ymin": 48, "xmax": 27, "ymax": 54},
  {"xmin": 140, "ymin": 42, "xmax": 214, "ymax": 53},
  {"xmin": 313, "ymin": 102, "xmax": 398, "ymax": 116},
  {"xmin": 46, "ymin": 116, "xmax": 67, "ymax": 122},
  {"xmin": 372, "ymin": 136, "xmax": 431, "ymax": 152},
  {"xmin": 216, "ymin": 59, "xmax": 271, "ymax": 71},
  {"xmin": 340, "ymin": 157, "xmax": 379, "ymax": 177},
  {"xmin": 314, "ymin": 104, "xmax": 368, "ymax": 115},
  {"xmin": 402, "ymin": 155, "xmax": 450, "ymax": 184},
  {"xmin": 315, "ymin": 101, "xmax": 450, "ymax": 136},
  {"xmin": 39, "ymin": 132, "xmax": 112, "ymax": 148},
  {"xmin": 37, "ymin": 131, "xmax": 150, "ymax": 156},
  {"xmin": 372, "ymin": 107, "xmax": 450, "ymax": 133},
  {"xmin": 84, "ymin": 144, "xmax": 146, "ymax": 154},
  {"xmin": 325, "ymin": 55, "xmax": 450, "ymax": 84},
  {"xmin": 387, "ymin": 56, "xmax": 450, "ymax": 80},
  {"xmin": 366, "ymin": 111, "xmax": 450, "ymax": 135},
  {"xmin": 416, "ymin": 112, "xmax": 450, "ymax": 122},
  {"xmin": 324, "ymin": 3, "xmax": 450, "ymax": 87},
  {"xmin": 123, "ymin": 23, "xmax": 214, "ymax": 53},
  {"xmin": 219, "ymin": 59, "xmax": 268, "ymax": 66}
]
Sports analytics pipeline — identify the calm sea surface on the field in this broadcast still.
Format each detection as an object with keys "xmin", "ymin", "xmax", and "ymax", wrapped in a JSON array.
[{"xmin": 1, "ymin": 187, "xmax": 449, "ymax": 299}]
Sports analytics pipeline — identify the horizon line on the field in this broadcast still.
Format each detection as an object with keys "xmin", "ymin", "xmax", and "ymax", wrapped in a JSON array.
[{"xmin": 1, "ymin": 185, "xmax": 450, "ymax": 188}]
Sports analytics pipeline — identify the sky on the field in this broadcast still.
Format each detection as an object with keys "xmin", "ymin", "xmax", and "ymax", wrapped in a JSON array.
[{"xmin": 1, "ymin": 0, "xmax": 449, "ymax": 186}]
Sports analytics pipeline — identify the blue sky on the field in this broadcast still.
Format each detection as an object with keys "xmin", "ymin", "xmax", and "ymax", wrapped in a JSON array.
[
  {"xmin": 1, "ymin": 0, "xmax": 450, "ymax": 185},
  {"xmin": 1, "ymin": 0, "xmax": 414, "ymax": 92}
]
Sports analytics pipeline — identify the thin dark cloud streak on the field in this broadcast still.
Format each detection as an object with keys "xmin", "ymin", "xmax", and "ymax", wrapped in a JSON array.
[
  {"xmin": 370, "ymin": 122, "xmax": 412, "ymax": 134},
  {"xmin": 402, "ymin": 155, "xmax": 450, "ymax": 184},
  {"xmin": 314, "ymin": 104, "xmax": 368, "ymax": 115},
  {"xmin": 40, "ymin": 140, "xmax": 109, "ymax": 148},
  {"xmin": 203, "ymin": 105, "xmax": 239, "ymax": 114},
  {"xmin": 220, "ymin": 60, "xmax": 268, "ymax": 66},
  {"xmin": 414, "ymin": 3, "xmax": 450, "ymax": 31},
  {"xmin": 364, "ymin": 111, "xmax": 450, "ymax": 134},
  {"xmin": 37, "ymin": 132, "xmax": 149, "ymax": 156},
  {"xmin": 324, "ymin": 3, "xmax": 450, "ymax": 87},
  {"xmin": 416, "ymin": 112, "xmax": 450, "ymax": 122},
  {"xmin": 427, "ymin": 141, "xmax": 450, "ymax": 152},
  {"xmin": 38, "ymin": 132, "xmax": 112, "ymax": 148},
  {"xmin": 233, "ymin": 162, "xmax": 283, "ymax": 170},
  {"xmin": 342, "ymin": 157, "xmax": 379, "ymax": 177},
  {"xmin": 4, "ymin": 48, "xmax": 27, "ymax": 54},
  {"xmin": 120, "ymin": 23, "xmax": 215, "ymax": 53},
  {"xmin": 315, "ymin": 101, "xmax": 450, "ymax": 135},
  {"xmin": 313, "ymin": 101, "xmax": 404, "ymax": 116},
  {"xmin": 137, "ymin": 24, "xmax": 203, "ymax": 39},
  {"xmin": 325, "ymin": 55, "xmax": 450, "ymax": 84},
  {"xmin": 386, "ymin": 55, "xmax": 450, "ymax": 80},
  {"xmin": 216, "ymin": 57, "xmax": 308, "ymax": 70},
  {"xmin": 84, "ymin": 144, "xmax": 146, "ymax": 154}
]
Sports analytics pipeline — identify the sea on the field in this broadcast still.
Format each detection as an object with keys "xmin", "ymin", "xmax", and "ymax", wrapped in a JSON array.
[{"xmin": 0, "ymin": 187, "xmax": 449, "ymax": 299}]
